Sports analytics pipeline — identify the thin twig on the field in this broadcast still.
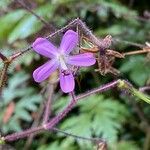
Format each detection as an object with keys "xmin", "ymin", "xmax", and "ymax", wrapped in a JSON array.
[
  {"xmin": 123, "ymin": 49, "xmax": 150, "ymax": 56},
  {"xmin": 51, "ymin": 127, "xmax": 104, "ymax": 143},
  {"xmin": 0, "ymin": 63, "xmax": 10, "ymax": 96},
  {"xmin": 0, "ymin": 52, "xmax": 7, "ymax": 61},
  {"xmin": 7, "ymin": 18, "xmax": 147, "ymax": 65},
  {"xmin": 139, "ymin": 86, "xmax": 150, "ymax": 92},
  {"xmin": 9, "ymin": 18, "xmax": 110, "ymax": 62},
  {"xmin": 43, "ymin": 91, "xmax": 78, "ymax": 129},
  {"xmin": 8, "ymin": 18, "xmax": 80, "ymax": 61},
  {"xmin": 42, "ymin": 83, "xmax": 54, "ymax": 124}
]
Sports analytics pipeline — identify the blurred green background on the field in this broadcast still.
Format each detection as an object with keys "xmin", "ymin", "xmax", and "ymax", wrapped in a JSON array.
[{"xmin": 0, "ymin": 0, "xmax": 150, "ymax": 150}]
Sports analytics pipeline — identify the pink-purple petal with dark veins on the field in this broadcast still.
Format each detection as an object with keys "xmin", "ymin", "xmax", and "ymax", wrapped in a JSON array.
[
  {"xmin": 60, "ymin": 72, "xmax": 75, "ymax": 93},
  {"xmin": 32, "ymin": 38, "xmax": 58, "ymax": 58},
  {"xmin": 67, "ymin": 53, "xmax": 96, "ymax": 66},
  {"xmin": 59, "ymin": 30, "xmax": 78, "ymax": 54},
  {"xmin": 33, "ymin": 60, "xmax": 58, "ymax": 82}
]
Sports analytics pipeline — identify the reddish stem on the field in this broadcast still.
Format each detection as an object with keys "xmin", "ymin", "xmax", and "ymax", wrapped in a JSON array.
[{"xmin": 3, "ymin": 80, "xmax": 119, "ymax": 142}]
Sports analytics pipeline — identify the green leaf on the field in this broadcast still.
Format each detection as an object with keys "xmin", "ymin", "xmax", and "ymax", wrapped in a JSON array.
[
  {"xmin": 8, "ymin": 4, "xmax": 55, "ymax": 43},
  {"xmin": 37, "ymin": 140, "xmax": 76, "ymax": 150},
  {"xmin": 1, "ymin": 71, "xmax": 42, "ymax": 133},
  {"xmin": 0, "ymin": 9, "xmax": 26, "ymax": 40},
  {"xmin": 58, "ymin": 95, "xmax": 129, "ymax": 145},
  {"xmin": 111, "ymin": 141, "xmax": 140, "ymax": 150},
  {"xmin": 15, "ymin": 109, "xmax": 32, "ymax": 122},
  {"xmin": 98, "ymin": 0, "xmax": 137, "ymax": 18},
  {"xmin": 96, "ymin": 25, "xmax": 124, "ymax": 36},
  {"xmin": 120, "ymin": 56, "xmax": 150, "ymax": 86},
  {"xmin": 0, "ymin": 0, "xmax": 11, "ymax": 10},
  {"xmin": 2, "ymin": 71, "xmax": 29, "ymax": 105},
  {"xmin": 2, "ymin": 116, "xmax": 22, "ymax": 133},
  {"xmin": 18, "ymin": 95, "xmax": 42, "ymax": 111}
]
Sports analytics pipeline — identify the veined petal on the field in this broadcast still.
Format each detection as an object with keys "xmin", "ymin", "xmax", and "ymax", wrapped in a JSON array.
[
  {"xmin": 67, "ymin": 53, "xmax": 96, "ymax": 66},
  {"xmin": 59, "ymin": 30, "xmax": 78, "ymax": 54},
  {"xmin": 32, "ymin": 38, "xmax": 58, "ymax": 58},
  {"xmin": 60, "ymin": 72, "xmax": 75, "ymax": 93},
  {"xmin": 33, "ymin": 60, "xmax": 58, "ymax": 82}
]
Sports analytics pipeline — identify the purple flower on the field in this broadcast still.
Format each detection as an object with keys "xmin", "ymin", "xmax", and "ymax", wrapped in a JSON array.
[{"xmin": 32, "ymin": 30, "xmax": 96, "ymax": 93}]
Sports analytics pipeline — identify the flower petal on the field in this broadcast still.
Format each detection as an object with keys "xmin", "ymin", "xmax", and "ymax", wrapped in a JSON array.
[
  {"xmin": 60, "ymin": 72, "xmax": 75, "ymax": 93},
  {"xmin": 67, "ymin": 53, "xmax": 96, "ymax": 66},
  {"xmin": 59, "ymin": 30, "xmax": 78, "ymax": 54},
  {"xmin": 33, "ymin": 60, "xmax": 58, "ymax": 82},
  {"xmin": 32, "ymin": 38, "xmax": 58, "ymax": 58}
]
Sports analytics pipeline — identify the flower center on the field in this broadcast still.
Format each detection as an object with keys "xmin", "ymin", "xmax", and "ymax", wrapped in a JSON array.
[{"xmin": 57, "ymin": 53, "xmax": 68, "ymax": 70}]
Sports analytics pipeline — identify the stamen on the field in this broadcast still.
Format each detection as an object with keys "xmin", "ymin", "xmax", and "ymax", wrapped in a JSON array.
[{"xmin": 58, "ymin": 54, "xmax": 68, "ymax": 70}]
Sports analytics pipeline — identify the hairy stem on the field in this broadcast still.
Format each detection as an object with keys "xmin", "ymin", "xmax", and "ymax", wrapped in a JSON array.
[
  {"xmin": 0, "ymin": 53, "xmax": 7, "ymax": 61},
  {"xmin": 2, "ymin": 80, "xmax": 118, "ymax": 142},
  {"xmin": 139, "ymin": 86, "xmax": 150, "ymax": 92},
  {"xmin": 117, "ymin": 80, "xmax": 150, "ymax": 104},
  {"xmin": 7, "ymin": 18, "xmax": 146, "ymax": 65},
  {"xmin": 123, "ymin": 48, "xmax": 150, "ymax": 56},
  {"xmin": 8, "ymin": 18, "xmax": 110, "ymax": 62},
  {"xmin": 42, "ymin": 84, "xmax": 54, "ymax": 124},
  {"xmin": 4, "ymin": 126, "xmax": 44, "ymax": 142},
  {"xmin": 0, "ymin": 63, "xmax": 10, "ymax": 96},
  {"xmin": 44, "ymin": 91, "xmax": 77, "ymax": 129},
  {"xmin": 2, "ymin": 79, "xmax": 150, "ymax": 143}
]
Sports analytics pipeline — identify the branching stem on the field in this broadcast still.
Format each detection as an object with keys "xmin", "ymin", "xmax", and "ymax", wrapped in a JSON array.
[{"xmin": 1, "ymin": 79, "xmax": 149, "ymax": 143}]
